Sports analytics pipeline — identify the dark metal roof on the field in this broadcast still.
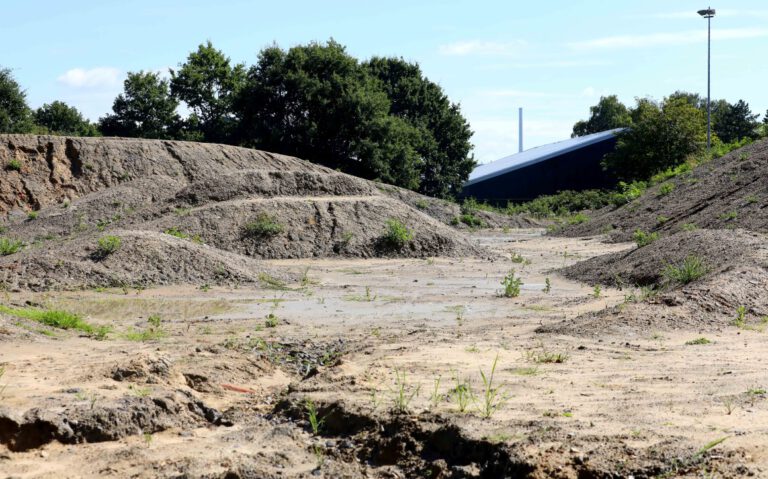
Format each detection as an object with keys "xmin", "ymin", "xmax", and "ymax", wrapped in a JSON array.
[{"xmin": 465, "ymin": 128, "xmax": 624, "ymax": 187}]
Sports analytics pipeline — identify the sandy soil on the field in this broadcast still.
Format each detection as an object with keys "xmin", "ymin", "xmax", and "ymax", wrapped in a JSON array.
[{"xmin": 1, "ymin": 229, "xmax": 765, "ymax": 478}]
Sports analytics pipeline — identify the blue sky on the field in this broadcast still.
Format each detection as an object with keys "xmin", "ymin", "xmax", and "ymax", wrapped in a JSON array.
[{"xmin": 3, "ymin": 0, "xmax": 766, "ymax": 163}]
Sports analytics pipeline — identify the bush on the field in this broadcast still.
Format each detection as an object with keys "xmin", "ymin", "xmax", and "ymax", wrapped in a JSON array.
[
  {"xmin": 451, "ymin": 214, "xmax": 484, "ymax": 228},
  {"xmin": 243, "ymin": 213, "xmax": 284, "ymax": 237},
  {"xmin": 500, "ymin": 270, "xmax": 523, "ymax": 298},
  {"xmin": 6, "ymin": 159, "xmax": 21, "ymax": 171},
  {"xmin": 610, "ymin": 181, "xmax": 647, "ymax": 206},
  {"xmin": 663, "ymin": 255, "xmax": 708, "ymax": 284},
  {"xmin": 0, "ymin": 237, "xmax": 23, "ymax": 255},
  {"xmin": 657, "ymin": 182, "xmax": 675, "ymax": 197},
  {"xmin": 382, "ymin": 218, "xmax": 413, "ymax": 248},
  {"xmin": 633, "ymin": 229, "xmax": 659, "ymax": 247},
  {"xmin": 506, "ymin": 189, "xmax": 614, "ymax": 218},
  {"xmin": 96, "ymin": 235, "xmax": 122, "ymax": 258}
]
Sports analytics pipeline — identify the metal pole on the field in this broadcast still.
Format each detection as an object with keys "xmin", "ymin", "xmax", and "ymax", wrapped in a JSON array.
[
  {"xmin": 707, "ymin": 14, "xmax": 711, "ymax": 151},
  {"xmin": 518, "ymin": 107, "xmax": 523, "ymax": 153}
]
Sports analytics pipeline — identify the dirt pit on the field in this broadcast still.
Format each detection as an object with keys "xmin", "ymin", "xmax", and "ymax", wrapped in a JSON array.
[{"xmin": 1, "ymin": 229, "xmax": 766, "ymax": 478}]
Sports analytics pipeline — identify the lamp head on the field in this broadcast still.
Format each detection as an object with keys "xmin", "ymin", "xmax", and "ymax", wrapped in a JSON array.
[{"xmin": 698, "ymin": 8, "xmax": 716, "ymax": 18}]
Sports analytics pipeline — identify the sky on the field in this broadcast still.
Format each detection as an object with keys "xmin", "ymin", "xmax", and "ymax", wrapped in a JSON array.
[{"xmin": 2, "ymin": 0, "xmax": 767, "ymax": 164}]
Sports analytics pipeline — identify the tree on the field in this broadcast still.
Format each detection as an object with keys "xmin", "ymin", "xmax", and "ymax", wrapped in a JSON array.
[
  {"xmin": 604, "ymin": 96, "xmax": 707, "ymax": 181},
  {"xmin": 712, "ymin": 99, "xmax": 759, "ymax": 143},
  {"xmin": 572, "ymin": 95, "xmax": 632, "ymax": 137},
  {"xmin": 764, "ymin": 109, "xmax": 768, "ymax": 125},
  {"xmin": 170, "ymin": 41, "xmax": 245, "ymax": 143},
  {"xmin": 34, "ymin": 101, "xmax": 99, "ymax": 136},
  {"xmin": 234, "ymin": 41, "xmax": 422, "ymax": 189},
  {"xmin": 99, "ymin": 71, "xmax": 181, "ymax": 139},
  {"xmin": 0, "ymin": 67, "xmax": 35, "ymax": 133},
  {"xmin": 365, "ymin": 57, "xmax": 475, "ymax": 198}
]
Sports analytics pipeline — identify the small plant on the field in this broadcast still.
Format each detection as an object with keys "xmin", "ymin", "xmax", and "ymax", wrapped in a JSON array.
[
  {"xmin": 95, "ymin": 235, "xmax": 121, "ymax": 259},
  {"xmin": 305, "ymin": 399, "xmax": 324, "ymax": 435},
  {"xmin": 543, "ymin": 277, "xmax": 551, "ymax": 294},
  {"xmin": 633, "ymin": 229, "xmax": 659, "ymax": 247},
  {"xmin": 265, "ymin": 313, "xmax": 279, "ymax": 328},
  {"xmin": 681, "ymin": 222, "xmax": 698, "ymax": 232},
  {"xmin": 382, "ymin": 219, "xmax": 413, "ymax": 248},
  {"xmin": 657, "ymin": 182, "xmax": 675, "ymax": 197},
  {"xmin": 510, "ymin": 252, "xmax": 526, "ymax": 264},
  {"xmin": 663, "ymin": 255, "xmax": 708, "ymax": 285},
  {"xmin": 500, "ymin": 270, "xmax": 523, "ymax": 298},
  {"xmin": 415, "ymin": 199, "xmax": 429, "ymax": 210},
  {"xmin": 733, "ymin": 306, "xmax": 748, "ymax": 327},
  {"xmin": 27, "ymin": 211, "xmax": 38, "ymax": 220},
  {"xmin": 164, "ymin": 227, "xmax": 191, "ymax": 239},
  {"xmin": 389, "ymin": 369, "xmax": 420, "ymax": 414},
  {"xmin": 524, "ymin": 344, "xmax": 569, "ymax": 364},
  {"xmin": 450, "ymin": 373, "xmax": 474, "ymax": 413},
  {"xmin": 0, "ymin": 305, "xmax": 98, "ymax": 335},
  {"xmin": 0, "ymin": 238, "xmax": 24, "ymax": 256},
  {"xmin": 429, "ymin": 376, "xmax": 442, "ymax": 409},
  {"xmin": 6, "ymin": 159, "xmax": 22, "ymax": 171},
  {"xmin": 312, "ymin": 444, "xmax": 325, "ymax": 470},
  {"xmin": 477, "ymin": 354, "xmax": 507, "ymax": 418},
  {"xmin": 592, "ymin": 285, "xmax": 602, "ymax": 298},
  {"xmin": 258, "ymin": 272, "xmax": 288, "ymax": 290},
  {"xmin": 656, "ymin": 215, "xmax": 670, "ymax": 225},
  {"xmin": 745, "ymin": 195, "xmax": 759, "ymax": 204},
  {"xmin": 685, "ymin": 337, "xmax": 711, "ymax": 346},
  {"xmin": 243, "ymin": 213, "xmax": 284, "ymax": 237},
  {"xmin": 719, "ymin": 211, "xmax": 737, "ymax": 221}
]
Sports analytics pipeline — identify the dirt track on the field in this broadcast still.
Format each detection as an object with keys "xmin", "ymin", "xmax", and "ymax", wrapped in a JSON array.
[{"xmin": 2, "ymin": 229, "xmax": 765, "ymax": 478}]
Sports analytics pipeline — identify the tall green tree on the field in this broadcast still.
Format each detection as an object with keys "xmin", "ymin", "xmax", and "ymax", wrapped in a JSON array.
[
  {"xmin": 99, "ymin": 71, "xmax": 181, "ymax": 139},
  {"xmin": 364, "ymin": 57, "xmax": 475, "ymax": 198},
  {"xmin": 712, "ymin": 99, "xmax": 759, "ymax": 143},
  {"xmin": 572, "ymin": 95, "xmax": 632, "ymax": 137},
  {"xmin": 34, "ymin": 101, "xmax": 99, "ymax": 136},
  {"xmin": 604, "ymin": 96, "xmax": 706, "ymax": 180},
  {"xmin": 0, "ymin": 67, "xmax": 35, "ymax": 133},
  {"xmin": 170, "ymin": 41, "xmax": 245, "ymax": 143},
  {"xmin": 234, "ymin": 41, "xmax": 422, "ymax": 189}
]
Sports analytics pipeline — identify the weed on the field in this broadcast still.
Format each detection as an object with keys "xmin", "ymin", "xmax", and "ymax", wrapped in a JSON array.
[
  {"xmin": 382, "ymin": 219, "xmax": 413, "ymax": 248},
  {"xmin": 657, "ymin": 182, "xmax": 675, "ymax": 197},
  {"xmin": 27, "ymin": 211, "xmax": 38, "ymax": 220},
  {"xmin": 685, "ymin": 337, "xmax": 711, "ymax": 345},
  {"xmin": 243, "ymin": 213, "xmax": 283, "ymax": 237},
  {"xmin": 733, "ymin": 306, "xmax": 748, "ymax": 327},
  {"xmin": 199, "ymin": 283, "xmax": 211, "ymax": 292},
  {"xmin": 95, "ymin": 235, "xmax": 121, "ymax": 259},
  {"xmin": 656, "ymin": 215, "xmax": 670, "ymax": 225},
  {"xmin": 124, "ymin": 315, "xmax": 166, "ymax": 341},
  {"xmin": 451, "ymin": 214, "xmax": 484, "ymax": 228},
  {"xmin": 477, "ymin": 354, "xmax": 507, "ymax": 418},
  {"xmin": 663, "ymin": 255, "xmax": 708, "ymax": 284},
  {"xmin": 389, "ymin": 369, "xmax": 420, "ymax": 414},
  {"xmin": 566, "ymin": 212, "xmax": 589, "ymax": 225},
  {"xmin": 429, "ymin": 376, "xmax": 443, "ymax": 409},
  {"xmin": 0, "ymin": 305, "xmax": 98, "ymax": 335},
  {"xmin": 300, "ymin": 267, "xmax": 316, "ymax": 287},
  {"xmin": 500, "ymin": 270, "xmax": 523, "ymax": 298},
  {"xmin": 265, "ymin": 313, "xmax": 279, "ymax": 328},
  {"xmin": 592, "ymin": 285, "xmax": 601, "ymax": 298},
  {"xmin": 0, "ymin": 238, "xmax": 24, "ymax": 256},
  {"xmin": 305, "ymin": 399, "xmax": 325, "ymax": 435},
  {"xmin": 415, "ymin": 199, "xmax": 429, "ymax": 210},
  {"xmin": 633, "ymin": 229, "xmax": 659, "ymax": 247},
  {"xmin": 143, "ymin": 432, "xmax": 153, "ymax": 448},
  {"xmin": 723, "ymin": 398, "xmax": 735, "ymax": 415},
  {"xmin": 543, "ymin": 277, "xmax": 551, "ymax": 294},
  {"xmin": 681, "ymin": 222, "xmax": 698, "ymax": 232},
  {"xmin": 719, "ymin": 211, "xmax": 737, "ymax": 221},
  {"xmin": 258, "ymin": 272, "xmax": 288, "ymax": 290},
  {"xmin": 173, "ymin": 207, "xmax": 191, "ymax": 216},
  {"xmin": 524, "ymin": 344, "xmax": 568, "ymax": 364},
  {"xmin": 510, "ymin": 252, "xmax": 528, "ymax": 264},
  {"xmin": 312, "ymin": 444, "xmax": 325, "ymax": 469},
  {"xmin": 346, "ymin": 286, "xmax": 376, "ymax": 302},
  {"xmin": 510, "ymin": 366, "xmax": 538, "ymax": 376},
  {"xmin": 465, "ymin": 345, "xmax": 480, "ymax": 353},
  {"xmin": 6, "ymin": 159, "xmax": 22, "ymax": 171},
  {"xmin": 450, "ymin": 372, "xmax": 474, "ymax": 413}
]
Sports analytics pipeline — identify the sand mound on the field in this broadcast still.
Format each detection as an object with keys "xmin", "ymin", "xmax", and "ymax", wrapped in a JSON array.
[
  {"xmin": 559, "ymin": 138, "xmax": 768, "ymax": 241},
  {"xmin": 542, "ymin": 229, "xmax": 768, "ymax": 336},
  {"xmin": 0, "ymin": 135, "xmax": 485, "ymax": 290}
]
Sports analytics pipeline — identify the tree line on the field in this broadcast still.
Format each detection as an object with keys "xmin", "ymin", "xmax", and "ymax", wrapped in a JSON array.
[
  {"xmin": 572, "ymin": 93, "xmax": 767, "ymax": 181},
  {"xmin": 0, "ymin": 41, "xmax": 475, "ymax": 199}
]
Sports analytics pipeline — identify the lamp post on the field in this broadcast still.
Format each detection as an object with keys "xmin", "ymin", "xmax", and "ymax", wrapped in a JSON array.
[{"xmin": 698, "ymin": 7, "xmax": 715, "ymax": 151}]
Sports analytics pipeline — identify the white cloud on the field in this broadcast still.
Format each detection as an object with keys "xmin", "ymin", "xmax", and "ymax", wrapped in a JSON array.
[
  {"xmin": 57, "ymin": 67, "xmax": 122, "ymax": 89},
  {"xmin": 438, "ymin": 40, "xmax": 527, "ymax": 56},
  {"xmin": 569, "ymin": 28, "xmax": 768, "ymax": 50}
]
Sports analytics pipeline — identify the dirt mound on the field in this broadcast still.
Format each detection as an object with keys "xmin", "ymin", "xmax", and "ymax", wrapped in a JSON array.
[
  {"xmin": 559, "ymin": 138, "xmax": 768, "ymax": 241},
  {"xmin": 542, "ymin": 229, "xmax": 768, "ymax": 336},
  {"xmin": 0, "ymin": 230, "xmax": 289, "ymax": 291},
  {"xmin": 0, "ymin": 135, "xmax": 486, "ymax": 290}
]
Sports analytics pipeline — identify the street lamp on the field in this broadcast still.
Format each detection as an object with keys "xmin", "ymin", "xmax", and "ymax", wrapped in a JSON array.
[{"xmin": 698, "ymin": 7, "xmax": 715, "ymax": 151}]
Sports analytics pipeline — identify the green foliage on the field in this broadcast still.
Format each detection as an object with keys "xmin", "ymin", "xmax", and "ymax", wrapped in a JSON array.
[
  {"xmin": 543, "ymin": 277, "xmax": 551, "ymax": 294},
  {"xmin": 572, "ymin": 95, "xmax": 632, "ymax": 137},
  {"xmin": 663, "ymin": 255, "xmax": 708, "ymax": 285},
  {"xmin": 681, "ymin": 223, "xmax": 698, "ymax": 232},
  {"xmin": 6, "ymin": 159, "xmax": 21, "ymax": 171},
  {"xmin": 0, "ymin": 67, "xmax": 35, "ymax": 133},
  {"xmin": 610, "ymin": 181, "xmax": 647, "ymax": 206},
  {"xmin": 506, "ymin": 189, "xmax": 614, "ymax": 218},
  {"xmin": 415, "ymin": 199, "xmax": 429, "ymax": 210},
  {"xmin": 124, "ymin": 315, "xmax": 166, "ymax": 341},
  {"xmin": 685, "ymin": 337, "xmax": 711, "ymax": 345},
  {"xmin": 305, "ymin": 399, "xmax": 324, "ymax": 435},
  {"xmin": 0, "ymin": 237, "xmax": 23, "ymax": 255},
  {"xmin": 264, "ymin": 313, "xmax": 279, "ymax": 328},
  {"xmin": 657, "ymin": 182, "xmax": 675, "ymax": 197},
  {"xmin": 34, "ymin": 101, "xmax": 99, "ymax": 136},
  {"xmin": 712, "ymin": 99, "xmax": 760, "ymax": 143},
  {"xmin": 451, "ymin": 214, "xmax": 484, "ymax": 228},
  {"xmin": 500, "ymin": 270, "xmax": 522, "ymax": 298},
  {"xmin": 243, "ymin": 213, "xmax": 284, "ymax": 237},
  {"xmin": 477, "ymin": 354, "xmax": 506, "ymax": 418},
  {"xmin": 99, "ymin": 71, "xmax": 183, "ymax": 139},
  {"xmin": 0, "ymin": 305, "xmax": 98, "ymax": 335},
  {"xmin": 170, "ymin": 41, "xmax": 246, "ymax": 143},
  {"xmin": 390, "ymin": 369, "xmax": 420, "ymax": 414},
  {"xmin": 382, "ymin": 218, "xmax": 413, "ymax": 248},
  {"xmin": 633, "ymin": 229, "xmax": 659, "ymax": 247},
  {"xmin": 27, "ymin": 211, "xmax": 38, "ymax": 220},
  {"xmin": 96, "ymin": 235, "xmax": 121, "ymax": 258},
  {"xmin": 604, "ymin": 96, "xmax": 707, "ymax": 181}
]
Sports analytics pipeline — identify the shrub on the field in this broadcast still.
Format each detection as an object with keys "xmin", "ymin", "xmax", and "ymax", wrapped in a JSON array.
[
  {"xmin": 610, "ymin": 181, "xmax": 647, "ymax": 206},
  {"xmin": 27, "ymin": 211, "xmax": 38, "ymax": 220},
  {"xmin": 657, "ymin": 182, "xmax": 675, "ymax": 197},
  {"xmin": 243, "ymin": 213, "xmax": 283, "ymax": 237},
  {"xmin": 382, "ymin": 219, "xmax": 413, "ymax": 248},
  {"xmin": 663, "ymin": 255, "xmax": 708, "ymax": 284},
  {"xmin": 500, "ymin": 270, "xmax": 523, "ymax": 298},
  {"xmin": 633, "ymin": 230, "xmax": 659, "ymax": 247},
  {"xmin": 451, "ymin": 214, "xmax": 484, "ymax": 228},
  {"xmin": 507, "ymin": 189, "xmax": 614, "ymax": 217},
  {"xmin": 6, "ymin": 159, "xmax": 21, "ymax": 171},
  {"xmin": 415, "ymin": 199, "xmax": 429, "ymax": 210},
  {"xmin": 96, "ymin": 235, "xmax": 121, "ymax": 258},
  {"xmin": 0, "ymin": 237, "xmax": 23, "ymax": 255}
]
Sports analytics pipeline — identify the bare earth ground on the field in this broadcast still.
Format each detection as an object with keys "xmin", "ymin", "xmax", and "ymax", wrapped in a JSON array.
[{"xmin": 1, "ymin": 229, "xmax": 766, "ymax": 478}]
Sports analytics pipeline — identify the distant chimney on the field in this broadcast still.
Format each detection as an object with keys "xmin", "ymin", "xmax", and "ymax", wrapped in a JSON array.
[{"xmin": 518, "ymin": 107, "xmax": 523, "ymax": 153}]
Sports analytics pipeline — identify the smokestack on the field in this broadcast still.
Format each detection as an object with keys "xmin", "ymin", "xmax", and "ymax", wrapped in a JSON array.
[{"xmin": 518, "ymin": 107, "xmax": 523, "ymax": 153}]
